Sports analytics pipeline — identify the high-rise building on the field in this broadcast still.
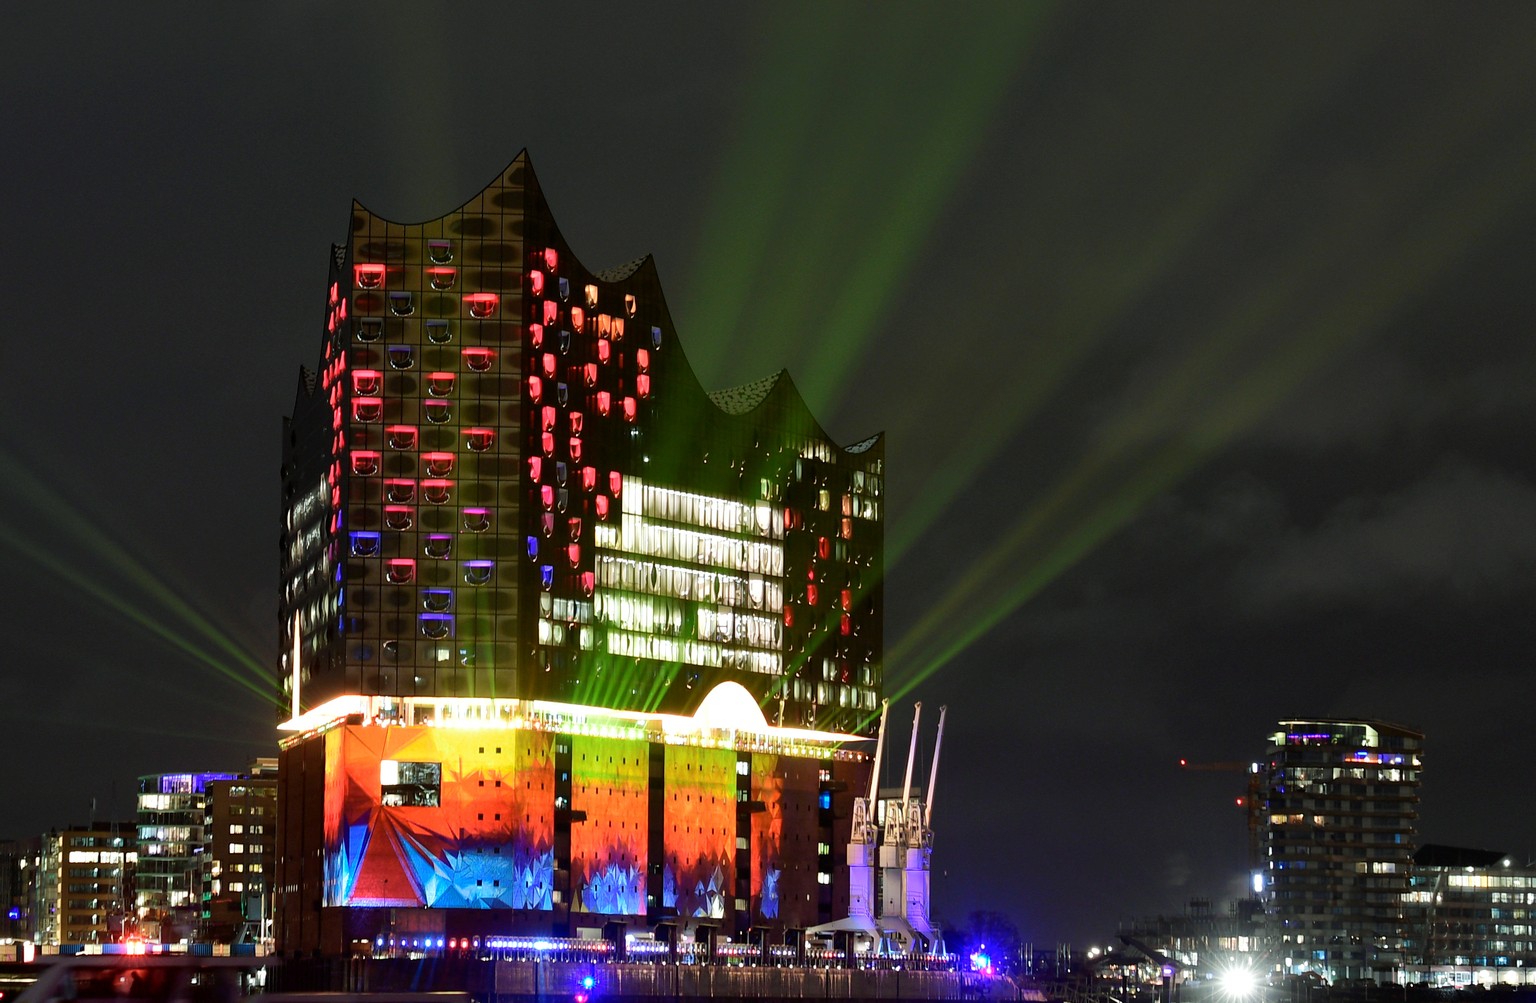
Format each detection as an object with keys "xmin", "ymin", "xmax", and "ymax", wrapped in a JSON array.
[
  {"xmin": 202, "ymin": 760, "xmax": 278, "ymax": 945},
  {"xmin": 277, "ymin": 153, "xmax": 882, "ymax": 956},
  {"xmin": 137, "ymin": 772, "xmax": 235, "ymax": 944},
  {"xmin": 1259, "ymin": 718, "xmax": 1423, "ymax": 982},
  {"xmin": 40, "ymin": 823, "xmax": 136, "ymax": 946}
]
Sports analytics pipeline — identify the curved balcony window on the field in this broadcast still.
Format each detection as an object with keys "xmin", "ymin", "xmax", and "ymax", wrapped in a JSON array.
[
  {"xmin": 611, "ymin": 317, "xmax": 625, "ymax": 341},
  {"xmin": 354, "ymin": 263, "xmax": 385, "ymax": 289},
  {"xmin": 527, "ymin": 536, "xmax": 539, "ymax": 560},
  {"xmin": 569, "ymin": 437, "xmax": 583, "ymax": 462},
  {"xmin": 555, "ymin": 461, "xmax": 568, "ymax": 485},
  {"xmin": 651, "ymin": 326, "xmax": 663, "ymax": 348},
  {"xmin": 543, "ymin": 247, "xmax": 559, "ymax": 271},
  {"xmin": 541, "ymin": 432, "xmax": 555, "ymax": 456},
  {"xmin": 387, "ymin": 425, "xmax": 418, "ymax": 450},
  {"xmin": 351, "ymin": 451, "xmax": 380, "ymax": 476},
  {"xmin": 622, "ymin": 397, "xmax": 638, "ymax": 422},
  {"xmin": 575, "ymin": 467, "xmax": 593, "ymax": 493},
  {"xmin": 464, "ymin": 560, "xmax": 494, "ymax": 586},
  {"xmin": 419, "ymin": 613, "xmax": 453, "ymax": 639},
  {"xmin": 567, "ymin": 544, "xmax": 581, "ymax": 567},
  {"xmin": 462, "ymin": 507, "xmax": 491, "ymax": 533},
  {"xmin": 541, "ymin": 353, "xmax": 556, "ymax": 378},
  {"xmin": 464, "ymin": 428, "xmax": 494, "ymax": 452},
  {"xmin": 596, "ymin": 391, "xmax": 612, "ymax": 416},
  {"xmin": 386, "ymin": 559, "xmax": 416, "ymax": 584},
  {"xmin": 422, "ymin": 589, "xmax": 452, "ymax": 612},
  {"xmin": 527, "ymin": 375, "xmax": 543, "ymax": 402},
  {"xmin": 542, "ymin": 300, "xmax": 559, "ymax": 326},
  {"xmin": 528, "ymin": 456, "xmax": 543, "ymax": 481},
  {"xmin": 352, "ymin": 370, "xmax": 382, "ymax": 395},
  {"xmin": 557, "ymin": 329, "xmax": 571, "ymax": 354},
  {"xmin": 583, "ymin": 363, "xmax": 597, "ymax": 387},
  {"xmin": 540, "ymin": 485, "xmax": 555, "ymax": 511},
  {"xmin": 356, "ymin": 317, "xmax": 383, "ymax": 343},
  {"xmin": 424, "ymin": 534, "xmax": 453, "ymax": 559},
  {"xmin": 568, "ymin": 517, "xmax": 582, "ymax": 541},
  {"xmin": 540, "ymin": 513, "xmax": 555, "ymax": 537},
  {"xmin": 428, "ymin": 239, "xmax": 453, "ymax": 264},
  {"xmin": 557, "ymin": 383, "xmax": 569, "ymax": 406},
  {"xmin": 581, "ymin": 571, "xmax": 595, "ymax": 595},
  {"xmin": 349, "ymin": 532, "xmax": 381, "ymax": 558},
  {"xmin": 557, "ymin": 488, "xmax": 570, "ymax": 512},
  {"xmin": 463, "ymin": 347, "xmax": 493, "ymax": 372},
  {"xmin": 595, "ymin": 495, "xmax": 609, "ymax": 519},
  {"xmin": 423, "ymin": 452, "xmax": 454, "ymax": 477},
  {"xmin": 636, "ymin": 374, "xmax": 651, "ymax": 398},
  {"xmin": 425, "ymin": 320, "xmax": 452, "ymax": 344},
  {"xmin": 388, "ymin": 291, "xmax": 414, "ymax": 317},
  {"xmin": 385, "ymin": 506, "xmax": 414, "ymax": 530},
  {"xmin": 570, "ymin": 307, "xmax": 585, "ymax": 333},
  {"xmin": 427, "ymin": 372, "xmax": 455, "ymax": 397},
  {"xmin": 580, "ymin": 283, "xmax": 596, "ymax": 309},
  {"xmin": 421, "ymin": 479, "xmax": 452, "ymax": 505},
  {"xmin": 529, "ymin": 270, "xmax": 545, "ymax": 296},
  {"xmin": 539, "ymin": 565, "xmax": 554, "ymax": 590},
  {"xmin": 597, "ymin": 314, "xmax": 611, "ymax": 339},
  {"xmin": 465, "ymin": 293, "xmax": 498, "ymax": 319},
  {"xmin": 424, "ymin": 400, "xmax": 452, "ymax": 424},
  {"xmin": 427, "ymin": 267, "xmax": 455, "ymax": 290},
  {"xmin": 528, "ymin": 323, "xmax": 544, "ymax": 348},
  {"xmin": 386, "ymin": 479, "xmax": 416, "ymax": 503},
  {"xmin": 541, "ymin": 406, "xmax": 557, "ymax": 432},
  {"xmin": 597, "ymin": 340, "xmax": 611, "ymax": 363},
  {"xmin": 609, "ymin": 471, "xmax": 623, "ymax": 496},
  {"xmin": 387, "ymin": 345, "xmax": 415, "ymax": 370},
  {"xmin": 352, "ymin": 397, "xmax": 383, "ymax": 423},
  {"xmin": 624, "ymin": 294, "xmax": 637, "ymax": 316},
  {"xmin": 636, "ymin": 349, "xmax": 650, "ymax": 372}
]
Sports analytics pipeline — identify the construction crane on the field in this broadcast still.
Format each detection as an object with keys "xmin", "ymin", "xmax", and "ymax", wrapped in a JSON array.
[{"xmin": 1178, "ymin": 758, "xmax": 1265, "ymax": 875}]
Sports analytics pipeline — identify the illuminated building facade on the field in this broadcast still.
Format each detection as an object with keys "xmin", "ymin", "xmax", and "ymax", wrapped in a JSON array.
[
  {"xmin": 137, "ymin": 772, "xmax": 235, "ymax": 944},
  {"xmin": 1401, "ymin": 845, "xmax": 1536, "ymax": 986},
  {"xmin": 277, "ymin": 153, "xmax": 881, "ymax": 956},
  {"xmin": 202, "ymin": 760, "xmax": 278, "ymax": 944},
  {"xmin": 41, "ymin": 822, "xmax": 136, "ymax": 946},
  {"xmin": 1260, "ymin": 719, "xmax": 1422, "ymax": 982}
]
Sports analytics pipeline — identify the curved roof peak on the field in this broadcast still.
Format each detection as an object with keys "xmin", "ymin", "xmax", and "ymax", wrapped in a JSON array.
[{"xmin": 707, "ymin": 371, "xmax": 788, "ymax": 415}]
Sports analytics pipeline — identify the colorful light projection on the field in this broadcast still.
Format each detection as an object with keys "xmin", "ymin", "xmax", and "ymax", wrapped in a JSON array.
[
  {"xmin": 322, "ymin": 725, "xmax": 555, "ymax": 910},
  {"xmin": 569, "ymin": 735, "xmax": 648, "ymax": 917},
  {"xmin": 750, "ymin": 753, "xmax": 820, "ymax": 926},
  {"xmin": 661, "ymin": 745, "xmax": 735, "ymax": 920}
]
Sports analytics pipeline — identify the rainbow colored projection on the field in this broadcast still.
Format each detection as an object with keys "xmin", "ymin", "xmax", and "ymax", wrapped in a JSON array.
[
  {"xmin": 322, "ymin": 725, "xmax": 555, "ymax": 909},
  {"xmin": 661, "ymin": 745, "xmax": 735, "ymax": 919},
  {"xmin": 570, "ymin": 735, "xmax": 648, "ymax": 916},
  {"xmin": 750, "ymin": 752, "xmax": 820, "ymax": 926}
]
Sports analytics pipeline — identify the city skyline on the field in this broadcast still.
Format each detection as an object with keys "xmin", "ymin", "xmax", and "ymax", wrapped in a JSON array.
[{"xmin": 3, "ymin": 5, "xmax": 1535, "ymax": 948}]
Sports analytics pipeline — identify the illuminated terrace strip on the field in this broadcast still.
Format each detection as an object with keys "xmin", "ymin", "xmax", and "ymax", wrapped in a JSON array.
[{"xmin": 278, "ymin": 683, "xmax": 868, "ymax": 752}]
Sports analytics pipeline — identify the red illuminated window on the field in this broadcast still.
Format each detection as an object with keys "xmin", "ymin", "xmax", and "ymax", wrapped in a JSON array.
[
  {"xmin": 841, "ymin": 517, "xmax": 853, "ymax": 539},
  {"xmin": 624, "ymin": 294, "xmax": 637, "ymax": 316},
  {"xmin": 540, "ymin": 485, "xmax": 555, "ymax": 510},
  {"xmin": 427, "ymin": 372, "xmax": 456, "ymax": 397},
  {"xmin": 597, "ymin": 340, "xmax": 611, "ymax": 363},
  {"xmin": 541, "ymin": 354, "xmax": 556, "ymax": 378},
  {"xmin": 529, "ymin": 270, "xmax": 545, "ymax": 296},
  {"xmin": 567, "ymin": 543, "xmax": 581, "ymax": 567},
  {"xmin": 387, "ymin": 425, "xmax": 418, "ymax": 450},
  {"xmin": 385, "ymin": 506, "xmax": 414, "ymax": 530},
  {"xmin": 543, "ymin": 301, "xmax": 558, "ymax": 326},
  {"xmin": 463, "ymin": 347, "xmax": 494, "ymax": 372},
  {"xmin": 386, "ymin": 479, "xmax": 416, "ymax": 503},
  {"xmin": 352, "ymin": 397, "xmax": 383, "ymax": 423},
  {"xmin": 636, "ymin": 348, "xmax": 650, "ymax": 371},
  {"xmin": 636, "ymin": 374, "xmax": 651, "ymax": 398},
  {"xmin": 569, "ymin": 437, "xmax": 583, "ymax": 462},
  {"xmin": 428, "ymin": 267, "xmax": 456, "ymax": 290},
  {"xmin": 464, "ymin": 427, "xmax": 494, "ymax": 452},
  {"xmin": 581, "ymin": 466, "xmax": 597, "ymax": 491},
  {"xmin": 568, "ymin": 517, "xmax": 582, "ymax": 541},
  {"xmin": 597, "ymin": 314, "xmax": 611, "ymax": 338},
  {"xmin": 569, "ymin": 412, "xmax": 584, "ymax": 434},
  {"xmin": 422, "ymin": 479, "xmax": 452, "ymax": 505},
  {"xmin": 540, "ymin": 513, "xmax": 555, "ymax": 537},
  {"xmin": 807, "ymin": 584, "xmax": 819, "ymax": 606},
  {"xmin": 840, "ymin": 615, "xmax": 851, "ymax": 636},
  {"xmin": 424, "ymin": 535, "xmax": 452, "ymax": 559},
  {"xmin": 528, "ymin": 456, "xmax": 543, "ymax": 481},
  {"xmin": 622, "ymin": 397, "xmax": 637, "ymax": 422},
  {"xmin": 528, "ymin": 323, "xmax": 544, "ymax": 348},
  {"xmin": 609, "ymin": 471, "xmax": 622, "ymax": 496},
  {"xmin": 596, "ymin": 391, "xmax": 612, "ymax": 416},
  {"xmin": 527, "ymin": 376, "xmax": 543, "ymax": 402},
  {"xmin": 424, "ymin": 399, "xmax": 452, "ymax": 424},
  {"xmin": 386, "ymin": 559, "xmax": 416, "ymax": 584},
  {"xmin": 352, "ymin": 370, "xmax": 382, "ymax": 395},
  {"xmin": 540, "ymin": 406, "xmax": 556, "ymax": 432},
  {"xmin": 583, "ymin": 363, "xmax": 597, "ymax": 386},
  {"xmin": 571, "ymin": 307, "xmax": 585, "ymax": 333},
  {"xmin": 841, "ymin": 589, "xmax": 852, "ymax": 611},
  {"xmin": 818, "ymin": 537, "xmax": 830, "ymax": 559},
  {"xmin": 462, "ymin": 507, "xmax": 490, "ymax": 532},
  {"xmin": 354, "ymin": 263, "xmax": 385, "ymax": 289},
  {"xmin": 541, "ymin": 432, "xmax": 555, "ymax": 456},
  {"xmin": 543, "ymin": 247, "xmax": 559, "ymax": 271},
  {"xmin": 464, "ymin": 293, "xmax": 498, "ymax": 318},
  {"xmin": 423, "ymin": 452, "xmax": 454, "ymax": 477},
  {"xmin": 581, "ymin": 570, "xmax": 595, "ymax": 595},
  {"xmin": 595, "ymin": 495, "xmax": 610, "ymax": 519},
  {"xmin": 611, "ymin": 317, "xmax": 624, "ymax": 341},
  {"xmin": 783, "ymin": 607, "xmax": 794, "ymax": 628},
  {"xmin": 351, "ymin": 451, "xmax": 380, "ymax": 476}
]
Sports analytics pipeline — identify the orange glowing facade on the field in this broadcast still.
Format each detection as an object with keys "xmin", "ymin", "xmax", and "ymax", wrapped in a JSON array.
[{"xmin": 277, "ymin": 154, "xmax": 879, "ymax": 955}]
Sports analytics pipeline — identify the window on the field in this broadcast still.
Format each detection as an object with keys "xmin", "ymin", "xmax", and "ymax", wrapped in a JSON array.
[
  {"xmin": 423, "ymin": 452, "xmax": 454, "ymax": 477},
  {"xmin": 462, "ymin": 347, "xmax": 493, "ymax": 372},
  {"xmin": 352, "ymin": 398, "xmax": 382, "ymax": 423},
  {"xmin": 427, "ymin": 267, "xmax": 455, "ymax": 290},
  {"xmin": 380, "ymin": 760, "xmax": 440, "ymax": 807},
  {"xmin": 584, "ymin": 284, "xmax": 599, "ymax": 308},
  {"xmin": 422, "ymin": 589, "xmax": 452, "ymax": 613},
  {"xmin": 349, "ymin": 532, "xmax": 381, "ymax": 558},
  {"xmin": 356, "ymin": 317, "xmax": 382, "ymax": 343},
  {"xmin": 427, "ymin": 372, "xmax": 455, "ymax": 397},
  {"xmin": 462, "ymin": 508, "xmax": 490, "ymax": 532},
  {"xmin": 425, "ymin": 320, "xmax": 452, "ymax": 344},
  {"xmin": 386, "ymin": 559, "xmax": 416, "ymax": 584},
  {"xmin": 419, "ymin": 614, "xmax": 453, "ymax": 639},
  {"xmin": 387, "ymin": 425, "xmax": 418, "ymax": 450},
  {"xmin": 464, "ymin": 293, "xmax": 498, "ymax": 318},
  {"xmin": 351, "ymin": 451, "xmax": 380, "ymax": 476},
  {"xmin": 386, "ymin": 479, "xmax": 415, "ymax": 503},
  {"xmin": 423, "ymin": 535, "xmax": 452, "ymax": 559},
  {"xmin": 464, "ymin": 561, "xmax": 493, "ymax": 586},
  {"xmin": 385, "ymin": 506, "xmax": 414, "ymax": 530},
  {"xmin": 424, "ymin": 400, "xmax": 452, "ymax": 423},
  {"xmin": 354, "ymin": 263, "xmax": 385, "ymax": 289},
  {"xmin": 352, "ymin": 370, "xmax": 382, "ymax": 395},
  {"xmin": 387, "ymin": 344, "xmax": 415, "ymax": 370},
  {"xmin": 464, "ymin": 428, "xmax": 494, "ymax": 452},
  {"xmin": 422, "ymin": 479, "xmax": 452, "ymax": 505},
  {"xmin": 388, "ymin": 291, "xmax": 414, "ymax": 317},
  {"xmin": 624, "ymin": 294, "xmax": 637, "ymax": 316},
  {"xmin": 427, "ymin": 239, "xmax": 453, "ymax": 264}
]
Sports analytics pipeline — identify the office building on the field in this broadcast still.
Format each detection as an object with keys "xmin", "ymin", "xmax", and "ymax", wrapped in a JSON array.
[
  {"xmin": 1259, "ymin": 718, "xmax": 1422, "ymax": 982},
  {"xmin": 1402, "ymin": 845, "xmax": 1536, "ymax": 986},
  {"xmin": 277, "ymin": 153, "xmax": 882, "ymax": 956},
  {"xmin": 202, "ymin": 760, "xmax": 278, "ymax": 945},
  {"xmin": 137, "ymin": 772, "xmax": 235, "ymax": 943},
  {"xmin": 40, "ymin": 823, "xmax": 136, "ymax": 946}
]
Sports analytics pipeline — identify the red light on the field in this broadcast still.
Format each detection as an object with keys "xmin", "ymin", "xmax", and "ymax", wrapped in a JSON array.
[
  {"xmin": 581, "ymin": 571, "xmax": 595, "ymax": 595},
  {"xmin": 351, "ymin": 451, "xmax": 380, "ymax": 476},
  {"xmin": 463, "ymin": 347, "xmax": 494, "ymax": 372},
  {"xmin": 636, "ymin": 348, "xmax": 649, "ymax": 371},
  {"xmin": 569, "ymin": 412, "xmax": 584, "ymax": 434},
  {"xmin": 352, "ymin": 370, "xmax": 382, "ymax": 395},
  {"xmin": 529, "ymin": 270, "xmax": 545, "ymax": 296},
  {"xmin": 542, "ymin": 406, "xmax": 557, "ymax": 431},
  {"xmin": 529, "ymin": 323, "xmax": 544, "ymax": 348},
  {"xmin": 611, "ymin": 317, "xmax": 624, "ymax": 341},
  {"xmin": 464, "ymin": 292, "xmax": 499, "ymax": 318},
  {"xmin": 609, "ymin": 471, "xmax": 622, "ymax": 496},
  {"xmin": 542, "ymin": 353, "xmax": 556, "ymax": 378},
  {"xmin": 583, "ymin": 362, "xmax": 598, "ymax": 386},
  {"xmin": 581, "ymin": 466, "xmax": 597, "ymax": 491},
  {"xmin": 840, "ymin": 614, "xmax": 851, "ymax": 636},
  {"xmin": 569, "ymin": 436, "xmax": 582, "ymax": 462},
  {"xmin": 386, "ymin": 559, "xmax": 416, "ymax": 583},
  {"xmin": 464, "ymin": 428, "xmax": 495, "ymax": 452},
  {"xmin": 783, "ymin": 607, "xmax": 794, "ymax": 628},
  {"xmin": 595, "ymin": 495, "xmax": 610, "ymax": 519},
  {"xmin": 387, "ymin": 425, "xmax": 418, "ymax": 450},
  {"xmin": 421, "ymin": 479, "xmax": 452, "ymax": 504},
  {"xmin": 622, "ymin": 397, "xmax": 637, "ymax": 422},
  {"xmin": 427, "ymin": 372, "xmax": 456, "ymax": 396},
  {"xmin": 352, "ymin": 397, "xmax": 383, "ymax": 423},
  {"xmin": 571, "ymin": 306, "xmax": 585, "ymax": 332},
  {"xmin": 818, "ymin": 537, "xmax": 830, "ymax": 559},
  {"xmin": 354, "ymin": 263, "xmax": 385, "ymax": 289},
  {"xmin": 543, "ymin": 247, "xmax": 559, "ymax": 271},
  {"xmin": 597, "ymin": 340, "xmax": 611, "ymax": 363},
  {"xmin": 596, "ymin": 391, "xmax": 611, "ymax": 416},
  {"xmin": 528, "ymin": 376, "xmax": 543, "ymax": 402},
  {"xmin": 529, "ymin": 456, "xmax": 543, "ymax": 480},
  {"xmin": 423, "ymin": 452, "xmax": 455, "ymax": 476},
  {"xmin": 543, "ymin": 300, "xmax": 558, "ymax": 326},
  {"xmin": 542, "ymin": 432, "xmax": 555, "ymax": 456},
  {"xmin": 427, "ymin": 267, "xmax": 455, "ymax": 290},
  {"xmin": 1236, "ymin": 798, "xmax": 1246, "ymax": 807},
  {"xmin": 807, "ymin": 584, "xmax": 819, "ymax": 606},
  {"xmin": 567, "ymin": 543, "xmax": 580, "ymax": 566},
  {"xmin": 541, "ymin": 485, "xmax": 555, "ymax": 510},
  {"xmin": 636, "ymin": 374, "xmax": 650, "ymax": 397}
]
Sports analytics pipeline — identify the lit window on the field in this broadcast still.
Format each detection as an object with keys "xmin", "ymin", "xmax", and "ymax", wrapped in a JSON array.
[
  {"xmin": 528, "ymin": 456, "xmax": 543, "ymax": 481},
  {"xmin": 609, "ymin": 471, "xmax": 623, "ymax": 496},
  {"xmin": 595, "ymin": 495, "xmax": 609, "ymax": 519},
  {"xmin": 356, "ymin": 318, "xmax": 382, "ymax": 343},
  {"xmin": 540, "ymin": 565, "xmax": 554, "ymax": 590},
  {"xmin": 421, "ymin": 479, "xmax": 452, "ymax": 505},
  {"xmin": 567, "ymin": 544, "xmax": 581, "ymax": 567},
  {"xmin": 464, "ymin": 561, "xmax": 494, "ymax": 586},
  {"xmin": 581, "ymin": 570, "xmax": 595, "ymax": 595},
  {"xmin": 387, "ymin": 345, "xmax": 415, "ymax": 370},
  {"xmin": 349, "ymin": 532, "xmax": 381, "ymax": 558},
  {"xmin": 651, "ymin": 326, "xmax": 662, "ymax": 348},
  {"xmin": 388, "ymin": 291, "xmax": 414, "ymax": 317},
  {"xmin": 352, "ymin": 398, "xmax": 383, "ymax": 423},
  {"xmin": 571, "ymin": 306, "xmax": 585, "ymax": 332},
  {"xmin": 636, "ymin": 349, "xmax": 650, "ymax": 371},
  {"xmin": 569, "ymin": 412, "xmax": 584, "ymax": 434},
  {"xmin": 583, "ymin": 284, "xmax": 598, "ymax": 309},
  {"xmin": 541, "ymin": 432, "xmax": 555, "ymax": 455},
  {"xmin": 597, "ymin": 340, "xmax": 611, "ymax": 363},
  {"xmin": 541, "ymin": 406, "xmax": 557, "ymax": 432},
  {"xmin": 427, "ymin": 372, "xmax": 455, "ymax": 397},
  {"xmin": 557, "ymin": 329, "xmax": 571, "ymax": 354},
  {"xmin": 351, "ymin": 451, "xmax": 380, "ymax": 476},
  {"xmin": 427, "ymin": 239, "xmax": 453, "ymax": 264},
  {"xmin": 526, "ymin": 536, "xmax": 539, "ymax": 560},
  {"xmin": 462, "ymin": 347, "xmax": 493, "ymax": 372},
  {"xmin": 527, "ymin": 375, "xmax": 542, "ymax": 401},
  {"xmin": 424, "ymin": 400, "xmax": 451, "ymax": 424},
  {"xmin": 807, "ymin": 584, "xmax": 819, "ymax": 606},
  {"xmin": 541, "ymin": 353, "xmax": 556, "ymax": 378},
  {"xmin": 381, "ymin": 760, "xmax": 440, "ymax": 807},
  {"xmin": 384, "ymin": 479, "xmax": 415, "ymax": 504},
  {"xmin": 583, "ymin": 363, "xmax": 597, "ymax": 386},
  {"xmin": 541, "ymin": 485, "xmax": 555, "ymax": 510},
  {"xmin": 611, "ymin": 317, "xmax": 624, "ymax": 341},
  {"xmin": 352, "ymin": 370, "xmax": 382, "ymax": 395},
  {"xmin": 580, "ymin": 466, "xmax": 597, "ymax": 491},
  {"xmin": 528, "ymin": 323, "xmax": 544, "ymax": 348},
  {"xmin": 463, "ymin": 428, "xmax": 494, "ymax": 452},
  {"xmin": 386, "ymin": 559, "xmax": 416, "ymax": 584},
  {"xmin": 624, "ymin": 294, "xmax": 637, "ymax": 316},
  {"xmin": 425, "ymin": 320, "xmax": 452, "ymax": 344},
  {"xmin": 462, "ymin": 508, "xmax": 490, "ymax": 533},
  {"xmin": 569, "ymin": 437, "xmax": 583, "ymax": 462},
  {"xmin": 464, "ymin": 293, "xmax": 498, "ymax": 318},
  {"xmin": 427, "ymin": 267, "xmax": 455, "ymax": 290},
  {"xmin": 597, "ymin": 314, "xmax": 611, "ymax": 338},
  {"xmin": 622, "ymin": 397, "xmax": 637, "ymax": 422},
  {"xmin": 543, "ymin": 247, "xmax": 558, "ymax": 271},
  {"xmin": 354, "ymin": 263, "xmax": 385, "ymax": 289},
  {"xmin": 422, "ymin": 589, "xmax": 452, "ymax": 612},
  {"xmin": 385, "ymin": 506, "xmax": 414, "ymax": 530},
  {"xmin": 387, "ymin": 425, "xmax": 418, "ymax": 450},
  {"xmin": 596, "ymin": 391, "xmax": 611, "ymax": 416},
  {"xmin": 543, "ymin": 300, "xmax": 558, "ymax": 326},
  {"xmin": 559, "ymin": 277, "xmax": 571, "ymax": 300},
  {"xmin": 420, "ymin": 614, "xmax": 453, "ymax": 639},
  {"xmin": 423, "ymin": 452, "xmax": 454, "ymax": 477},
  {"xmin": 637, "ymin": 374, "xmax": 651, "ymax": 398},
  {"xmin": 529, "ymin": 270, "xmax": 545, "ymax": 296}
]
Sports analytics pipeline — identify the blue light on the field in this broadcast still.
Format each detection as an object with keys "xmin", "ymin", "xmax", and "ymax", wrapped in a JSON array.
[{"xmin": 582, "ymin": 976, "xmax": 595, "ymax": 990}]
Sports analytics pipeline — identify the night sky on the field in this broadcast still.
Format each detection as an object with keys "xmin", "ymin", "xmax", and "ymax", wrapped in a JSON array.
[{"xmin": 5, "ymin": 4, "xmax": 1535, "ymax": 948}]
